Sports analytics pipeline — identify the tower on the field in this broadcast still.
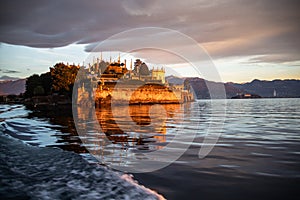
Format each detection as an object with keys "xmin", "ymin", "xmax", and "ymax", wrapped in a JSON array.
[
  {"xmin": 129, "ymin": 59, "xmax": 133, "ymax": 78},
  {"xmin": 96, "ymin": 58, "xmax": 99, "ymax": 74},
  {"xmin": 88, "ymin": 63, "xmax": 91, "ymax": 73},
  {"xmin": 151, "ymin": 66, "xmax": 166, "ymax": 84}
]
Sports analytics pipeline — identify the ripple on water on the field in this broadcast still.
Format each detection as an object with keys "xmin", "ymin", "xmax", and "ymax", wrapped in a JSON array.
[
  {"xmin": 1, "ymin": 99, "xmax": 300, "ymax": 197},
  {"xmin": 250, "ymin": 152, "xmax": 273, "ymax": 157}
]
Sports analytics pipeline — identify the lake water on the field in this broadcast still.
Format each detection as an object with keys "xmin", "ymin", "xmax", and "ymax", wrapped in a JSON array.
[{"xmin": 1, "ymin": 98, "xmax": 300, "ymax": 199}]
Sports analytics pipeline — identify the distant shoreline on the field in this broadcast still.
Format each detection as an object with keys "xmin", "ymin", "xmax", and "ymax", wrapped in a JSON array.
[{"xmin": 1, "ymin": 96, "xmax": 300, "ymax": 107}]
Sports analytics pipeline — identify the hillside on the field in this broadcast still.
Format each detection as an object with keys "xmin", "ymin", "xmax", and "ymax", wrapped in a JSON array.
[
  {"xmin": 231, "ymin": 79, "xmax": 300, "ymax": 98},
  {"xmin": 0, "ymin": 75, "xmax": 20, "ymax": 81},
  {"xmin": 184, "ymin": 77, "xmax": 243, "ymax": 99},
  {"xmin": 166, "ymin": 75, "xmax": 185, "ymax": 85},
  {"xmin": 0, "ymin": 79, "xmax": 26, "ymax": 95}
]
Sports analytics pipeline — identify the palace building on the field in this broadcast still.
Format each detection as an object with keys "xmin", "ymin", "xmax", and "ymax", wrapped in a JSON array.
[{"xmin": 77, "ymin": 54, "xmax": 194, "ymax": 105}]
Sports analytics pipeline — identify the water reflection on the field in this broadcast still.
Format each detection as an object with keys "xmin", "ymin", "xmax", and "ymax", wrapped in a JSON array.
[
  {"xmin": 73, "ymin": 102, "xmax": 192, "ymax": 167},
  {"xmin": 97, "ymin": 104, "xmax": 181, "ymax": 147},
  {"xmin": 76, "ymin": 104, "xmax": 181, "ymax": 149},
  {"xmin": 26, "ymin": 105, "xmax": 89, "ymax": 153}
]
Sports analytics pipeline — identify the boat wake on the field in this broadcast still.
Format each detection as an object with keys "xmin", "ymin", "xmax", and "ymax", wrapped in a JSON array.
[{"xmin": 0, "ymin": 131, "xmax": 165, "ymax": 199}]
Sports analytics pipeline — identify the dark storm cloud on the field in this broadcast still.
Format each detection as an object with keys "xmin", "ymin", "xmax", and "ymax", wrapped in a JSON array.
[
  {"xmin": 0, "ymin": 0, "xmax": 132, "ymax": 47},
  {"xmin": 0, "ymin": 0, "xmax": 299, "ymax": 63}
]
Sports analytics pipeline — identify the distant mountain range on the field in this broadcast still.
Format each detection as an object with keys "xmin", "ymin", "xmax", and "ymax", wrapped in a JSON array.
[
  {"xmin": 0, "ymin": 75, "xmax": 21, "ymax": 81},
  {"xmin": 0, "ymin": 79, "xmax": 26, "ymax": 95},
  {"xmin": 1, "ymin": 76, "xmax": 300, "ymax": 98},
  {"xmin": 166, "ymin": 76, "xmax": 300, "ymax": 98},
  {"xmin": 230, "ymin": 79, "xmax": 300, "ymax": 98}
]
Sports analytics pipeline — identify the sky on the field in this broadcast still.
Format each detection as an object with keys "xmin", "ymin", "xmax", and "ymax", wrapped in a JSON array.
[{"xmin": 0, "ymin": 0, "xmax": 299, "ymax": 83}]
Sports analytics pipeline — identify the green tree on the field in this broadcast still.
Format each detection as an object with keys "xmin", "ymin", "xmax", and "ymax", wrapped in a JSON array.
[
  {"xmin": 40, "ymin": 72, "xmax": 52, "ymax": 95},
  {"xmin": 50, "ymin": 63, "xmax": 79, "ymax": 96},
  {"xmin": 33, "ymin": 86, "xmax": 45, "ymax": 96},
  {"xmin": 25, "ymin": 74, "xmax": 41, "ymax": 97}
]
